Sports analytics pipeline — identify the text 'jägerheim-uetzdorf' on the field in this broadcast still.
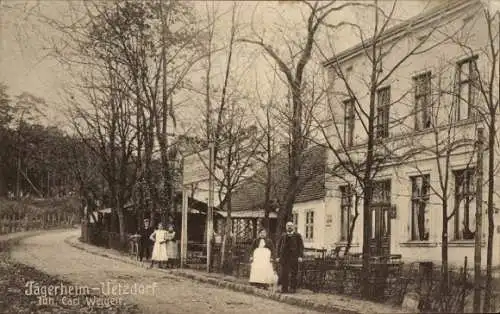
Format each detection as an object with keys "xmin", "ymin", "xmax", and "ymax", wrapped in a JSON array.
[{"xmin": 24, "ymin": 280, "xmax": 158, "ymax": 307}]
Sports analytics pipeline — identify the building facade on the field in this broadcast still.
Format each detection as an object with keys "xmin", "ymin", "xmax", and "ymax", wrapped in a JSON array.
[{"xmin": 323, "ymin": 0, "xmax": 500, "ymax": 266}]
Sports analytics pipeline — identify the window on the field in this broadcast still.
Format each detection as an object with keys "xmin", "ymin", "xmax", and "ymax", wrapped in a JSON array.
[
  {"xmin": 292, "ymin": 212, "xmax": 298, "ymax": 232},
  {"xmin": 454, "ymin": 168, "xmax": 476, "ymax": 240},
  {"xmin": 371, "ymin": 180, "xmax": 391, "ymax": 240},
  {"xmin": 340, "ymin": 186, "xmax": 354, "ymax": 241},
  {"xmin": 372, "ymin": 180, "xmax": 391, "ymax": 204},
  {"xmin": 343, "ymin": 99, "xmax": 355, "ymax": 147},
  {"xmin": 305, "ymin": 211, "xmax": 314, "ymax": 240},
  {"xmin": 376, "ymin": 86, "xmax": 391, "ymax": 138},
  {"xmin": 411, "ymin": 175, "xmax": 430, "ymax": 240},
  {"xmin": 455, "ymin": 56, "xmax": 478, "ymax": 121},
  {"xmin": 414, "ymin": 72, "xmax": 432, "ymax": 130}
]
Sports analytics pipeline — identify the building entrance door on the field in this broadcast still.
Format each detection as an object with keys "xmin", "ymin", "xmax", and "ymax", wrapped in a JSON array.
[
  {"xmin": 368, "ymin": 180, "xmax": 392, "ymax": 257},
  {"xmin": 369, "ymin": 204, "xmax": 391, "ymax": 257}
]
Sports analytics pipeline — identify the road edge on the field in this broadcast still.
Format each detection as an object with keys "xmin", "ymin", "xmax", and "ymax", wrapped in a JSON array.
[
  {"xmin": 0, "ymin": 228, "xmax": 78, "ymax": 253},
  {"xmin": 64, "ymin": 235, "xmax": 363, "ymax": 314}
]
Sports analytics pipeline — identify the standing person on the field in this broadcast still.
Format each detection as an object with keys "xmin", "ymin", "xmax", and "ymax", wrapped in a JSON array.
[
  {"xmin": 137, "ymin": 218, "xmax": 154, "ymax": 264},
  {"xmin": 149, "ymin": 222, "xmax": 168, "ymax": 268},
  {"xmin": 276, "ymin": 221, "xmax": 304, "ymax": 293},
  {"xmin": 165, "ymin": 224, "xmax": 178, "ymax": 268},
  {"xmin": 249, "ymin": 229, "xmax": 276, "ymax": 289}
]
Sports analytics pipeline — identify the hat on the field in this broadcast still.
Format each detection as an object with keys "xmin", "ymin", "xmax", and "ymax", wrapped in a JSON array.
[{"xmin": 286, "ymin": 221, "xmax": 294, "ymax": 227}]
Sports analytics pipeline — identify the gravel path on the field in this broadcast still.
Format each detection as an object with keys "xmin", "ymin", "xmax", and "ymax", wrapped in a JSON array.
[{"xmin": 10, "ymin": 229, "xmax": 325, "ymax": 314}]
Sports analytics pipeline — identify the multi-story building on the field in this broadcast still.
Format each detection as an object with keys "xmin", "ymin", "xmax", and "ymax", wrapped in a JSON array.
[{"xmin": 322, "ymin": 0, "xmax": 500, "ymax": 266}]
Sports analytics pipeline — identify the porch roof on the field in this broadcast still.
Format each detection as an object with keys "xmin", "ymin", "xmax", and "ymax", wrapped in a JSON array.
[{"xmin": 216, "ymin": 209, "xmax": 277, "ymax": 219}]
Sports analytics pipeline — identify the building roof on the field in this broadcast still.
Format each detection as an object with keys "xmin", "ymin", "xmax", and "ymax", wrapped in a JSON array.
[
  {"xmin": 323, "ymin": 0, "xmax": 480, "ymax": 66},
  {"xmin": 228, "ymin": 144, "xmax": 327, "ymax": 212}
]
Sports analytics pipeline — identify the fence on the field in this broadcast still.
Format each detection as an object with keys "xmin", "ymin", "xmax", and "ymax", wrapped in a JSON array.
[
  {"xmin": 0, "ymin": 212, "xmax": 76, "ymax": 235},
  {"xmin": 80, "ymin": 227, "xmax": 496, "ymax": 313},
  {"xmin": 205, "ymin": 243, "xmax": 493, "ymax": 313},
  {"xmin": 83, "ymin": 224, "xmax": 129, "ymax": 253}
]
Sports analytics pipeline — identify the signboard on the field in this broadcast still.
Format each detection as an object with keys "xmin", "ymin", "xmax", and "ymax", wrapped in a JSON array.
[
  {"xmin": 183, "ymin": 149, "xmax": 210, "ymax": 185},
  {"xmin": 325, "ymin": 214, "xmax": 333, "ymax": 227}
]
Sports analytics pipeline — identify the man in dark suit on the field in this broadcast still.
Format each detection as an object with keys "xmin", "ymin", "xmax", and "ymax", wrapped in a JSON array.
[
  {"xmin": 138, "ymin": 218, "xmax": 154, "ymax": 262},
  {"xmin": 276, "ymin": 221, "xmax": 304, "ymax": 293}
]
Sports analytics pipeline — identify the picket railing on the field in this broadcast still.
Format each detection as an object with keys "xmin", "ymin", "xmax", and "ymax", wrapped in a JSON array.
[{"xmin": 0, "ymin": 212, "xmax": 76, "ymax": 235}]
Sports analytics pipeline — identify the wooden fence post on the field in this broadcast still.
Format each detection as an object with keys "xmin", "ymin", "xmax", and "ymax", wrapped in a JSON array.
[{"xmin": 460, "ymin": 256, "xmax": 468, "ymax": 313}]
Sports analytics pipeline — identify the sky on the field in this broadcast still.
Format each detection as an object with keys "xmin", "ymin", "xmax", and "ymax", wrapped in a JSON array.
[{"xmin": 0, "ymin": 0, "xmax": 439, "ymax": 130}]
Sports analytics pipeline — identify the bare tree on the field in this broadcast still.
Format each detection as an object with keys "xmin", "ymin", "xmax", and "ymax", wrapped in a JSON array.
[
  {"xmin": 239, "ymin": 0, "xmax": 353, "ymax": 243},
  {"xmin": 314, "ymin": 0, "xmax": 465, "ymax": 298},
  {"xmin": 69, "ymin": 63, "xmax": 138, "ymax": 243},
  {"xmin": 190, "ymin": 2, "xmax": 262, "ymax": 272},
  {"xmin": 403, "ymin": 59, "xmax": 478, "ymax": 311},
  {"xmin": 253, "ymin": 75, "xmax": 283, "ymax": 233},
  {"xmin": 441, "ymin": 4, "xmax": 500, "ymax": 310},
  {"xmin": 40, "ymin": 0, "xmax": 205, "ymax": 227}
]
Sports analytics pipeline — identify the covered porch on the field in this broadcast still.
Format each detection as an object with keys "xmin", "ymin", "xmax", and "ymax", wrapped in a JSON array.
[
  {"xmin": 207, "ymin": 210, "xmax": 277, "ymax": 273},
  {"xmin": 215, "ymin": 210, "xmax": 278, "ymax": 243}
]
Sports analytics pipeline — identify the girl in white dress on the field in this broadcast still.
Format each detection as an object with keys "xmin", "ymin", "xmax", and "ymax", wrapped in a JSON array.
[
  {"xmin": 150, "ymin": 222, "xmax": 168, "ymax": 268},
  {"xmin": 165, "ymin": 224, "xmax": 178, "ymax": 268},
  {"xmin": 249, "ymin": 229, "xmax": 276, "ymax": 289}
]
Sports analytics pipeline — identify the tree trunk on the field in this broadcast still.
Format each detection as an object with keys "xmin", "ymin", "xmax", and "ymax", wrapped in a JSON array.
[
  {"xmin": 276, "ymin": 150, "xmax": 301, "ymax": 244},
  {"xmin": 442, "ymin": 202, "xmax": 449, "ymax": 299},
  {"xmin": 221, "ymin": 191, "xmax": 233, "ymax": 274},
  {"xmin": 361, "ymin": 183, "xmax": 373, "ymax": 298},
  {"xmin": 276, "ymin": 183, "xmax": 298, "ymax": 245},
  {"xmin": 263, "ymin": 205, "xmax": 270, "ymax": 235},
  {"xmin": 275, "ymin": 81, "xmax": 303, "ymax": 243},
  {"xmin": 117, "ymin": 203, "xmax": 127, "ymax": 246},
  {"xmin": 263, "ymin": 164, "xmax": 272, "ymax": 235},
  {"xmin": 345, "ymin": 211, "xmax": 359, "ymax": 255},
  {"xmin": 484, "ymin": 122, "xmax": 495, "ymax": 312}
]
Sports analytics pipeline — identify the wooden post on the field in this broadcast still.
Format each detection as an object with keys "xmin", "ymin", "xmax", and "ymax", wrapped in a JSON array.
[
  {"xmin": 252, "ymin": 219, "xmax": 257, "ymax": 239},
  {"xmin": 460, "ymin": 256, "xmax": 468, "ymax": 313},
  {"xmin": 16, "ymin": 154, "xmax": 21, "ymax": 199},
  {"xmin": 473, "ymin": 127, "xmax": 484, "ymax": 313},
  {"xmin": 180, "ymin": 188, "xmax": 188, "ymax": 268}
]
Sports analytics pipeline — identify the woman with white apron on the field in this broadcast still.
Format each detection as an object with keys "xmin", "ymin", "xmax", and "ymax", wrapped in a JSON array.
[{"xmin": 249, "ymin": 229, "xmax": 277, "ymax": 289}]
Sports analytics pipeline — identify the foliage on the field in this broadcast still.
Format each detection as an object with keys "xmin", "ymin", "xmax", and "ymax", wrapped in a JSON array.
[{"xmin": 0, "ymin": 83, "xmax": 92, "ymax": 199}]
